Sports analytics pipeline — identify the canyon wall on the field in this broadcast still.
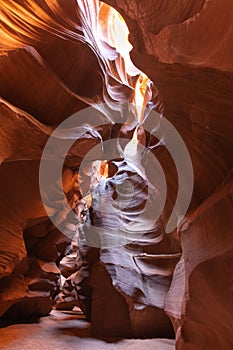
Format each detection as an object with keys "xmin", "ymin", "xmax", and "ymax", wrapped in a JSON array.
[{"xmin": 0, "ymin": 1, "xmax": 232, "ymax": 349}]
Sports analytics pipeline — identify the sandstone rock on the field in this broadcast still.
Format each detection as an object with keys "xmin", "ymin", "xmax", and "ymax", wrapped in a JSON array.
[
  {"xmin": 0, "ymin": 1, "xmax": 232, "ymax": 349},
  {"xmin": 165, "ymin": 178, "xmax": 233, "ymax": 350}
]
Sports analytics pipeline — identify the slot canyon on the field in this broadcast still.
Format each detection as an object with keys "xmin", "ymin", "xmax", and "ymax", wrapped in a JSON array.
[{"xmin": 0, "ymin": 1, "xmax": 232, "ymax": 349}]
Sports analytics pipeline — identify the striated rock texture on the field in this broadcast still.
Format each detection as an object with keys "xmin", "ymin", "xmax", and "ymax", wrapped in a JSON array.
[
  {"xmin": 55, "ymin": 233, "xmax": 80, "ymax": 311},
  {"xmin": 166, "ymin": 177, "xmax": 233, "ymax": 349},
  {"xmin": 67, "ymin": 153, "xmax": 182, "ymax": 336},
  {"xmin": 0, "ymin": 0, "xmax": 232, "ymax": 349},
  {"xmin": 0, "ymin": 162, "xmax": 81, "ymax": 320},
  {"xmin": 104, "ymin": 0, "xmax": 233, "ymax": 348}
]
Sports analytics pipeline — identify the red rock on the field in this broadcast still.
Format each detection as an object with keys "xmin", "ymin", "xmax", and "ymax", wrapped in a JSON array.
[{"xmin": 0, "ymin": 1, "xmax": 232, "ymax": 348}]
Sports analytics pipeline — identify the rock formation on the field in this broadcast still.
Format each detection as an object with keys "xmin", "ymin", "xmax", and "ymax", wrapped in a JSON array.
[
  {"xmin": 0, "ymin": 1, "xmax": 232, "ymax": 349},
  {"xmin": 103, "ymin": 1, "xmax": 233, "ymax": 348}
]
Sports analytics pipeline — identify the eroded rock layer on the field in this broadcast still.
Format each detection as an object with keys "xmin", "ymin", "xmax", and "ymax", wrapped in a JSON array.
[{"xmin": 0, "ymin": 1, "xmax": 232, "ymax": 349}]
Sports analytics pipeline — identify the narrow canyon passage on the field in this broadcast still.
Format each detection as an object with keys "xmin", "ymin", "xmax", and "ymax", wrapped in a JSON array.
[{"xmin": 0, "ymin": 1, "xmax": 232, "ymax": 350}]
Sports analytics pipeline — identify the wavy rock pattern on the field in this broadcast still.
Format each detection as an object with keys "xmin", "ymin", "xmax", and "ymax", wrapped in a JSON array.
[
  {"xmin": 0, "ymin": 0, "xmax": 232, "ymax": 348},
  {"xmin": 104, "ymin": 0, "xmax": 233, "ymax": 348}
]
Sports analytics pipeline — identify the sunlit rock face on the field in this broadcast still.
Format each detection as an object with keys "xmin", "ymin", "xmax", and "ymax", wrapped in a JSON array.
[
  {"xmin": 0, "ymin": 0, "xmax": 232, "ymax": 348},
  {"xmin": 104, "ymin": 0, "xmax": 233, "ymax": 348},
  {"xmin": 78, "ymin": 158, "xmax": 181, "ymax": 337}
]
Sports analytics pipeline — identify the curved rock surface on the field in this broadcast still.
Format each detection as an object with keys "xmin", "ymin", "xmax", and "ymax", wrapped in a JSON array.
[
  {"xmin": 104, "ymin": 0, "xmax": 233, "ymax": 348},
  {"xmin": 0, "ymin": 0, "xmax": 232, "ymax": 349}
]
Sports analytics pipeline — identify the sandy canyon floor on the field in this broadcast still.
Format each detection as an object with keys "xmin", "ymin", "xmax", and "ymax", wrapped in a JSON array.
[{"xmin": 0, "ymin": 310, "xmax": 175, "ymax": 350}]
